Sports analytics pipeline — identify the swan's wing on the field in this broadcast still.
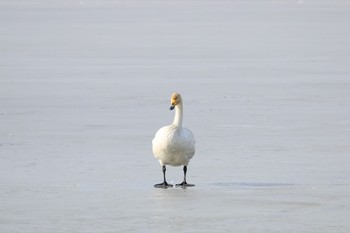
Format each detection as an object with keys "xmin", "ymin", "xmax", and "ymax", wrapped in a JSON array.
[
  {"xmin": 180, "ymin": 127, "xmax": 196, "ymax": 157},
  {"xmin": 181, "ymin": 127, "xmax": 196, "ymax": 144},
  {"xmin": 152, "ymin": 125, "xmax": 175, "ymax": 155},
  {"xmin": 152, "ymin": 125, "xmax": 174, "ymax": 144}
]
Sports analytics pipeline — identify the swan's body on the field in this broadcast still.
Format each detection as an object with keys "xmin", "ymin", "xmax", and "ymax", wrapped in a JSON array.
[
  {"xmin": 153, "ymin": 125, "xmax": 195, "ymax": 166},
  {"xmin": 152, "ymin": 93, "xmax": 196, "ymax": 188}
]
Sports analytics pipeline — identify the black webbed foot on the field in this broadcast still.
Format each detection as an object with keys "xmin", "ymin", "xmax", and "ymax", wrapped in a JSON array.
[
  {"xmin": 154, "ymin": 181, "xmax": 173, "ymax": 189},
  {"xmin": 175, "ymin": 182, "xmax": 195, "ymax": 188}
]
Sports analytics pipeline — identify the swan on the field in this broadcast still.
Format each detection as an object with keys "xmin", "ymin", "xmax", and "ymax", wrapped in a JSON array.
[{"xmin": 152, "ymin": 92, "xmax": 196, "ymax": 188}]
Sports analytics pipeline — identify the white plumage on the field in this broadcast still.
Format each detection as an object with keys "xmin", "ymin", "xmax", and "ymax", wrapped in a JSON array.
[
  {"xmin": 152, "ymin": 92, "xmax": 196, "ymax": 188},
  {"xmin": 153, "ymin": 125, "xmax": 195, "ymax": 166}
]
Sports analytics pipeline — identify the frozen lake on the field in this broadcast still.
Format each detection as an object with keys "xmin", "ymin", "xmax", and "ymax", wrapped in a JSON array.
[{"xmin": 1, "ymin": 0, "xmax": 350, "ymax": 232}]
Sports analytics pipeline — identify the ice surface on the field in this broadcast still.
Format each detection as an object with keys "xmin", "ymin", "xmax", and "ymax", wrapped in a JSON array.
[{"xmin": 1, "ymin": 0, "xmax": 350, "ymax": 232}]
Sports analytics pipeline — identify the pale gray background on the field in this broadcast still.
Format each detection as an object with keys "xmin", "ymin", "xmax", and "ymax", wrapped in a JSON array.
[{"xmin": 1, "ymin": 0, "xmax": 350, "ymax": 232}]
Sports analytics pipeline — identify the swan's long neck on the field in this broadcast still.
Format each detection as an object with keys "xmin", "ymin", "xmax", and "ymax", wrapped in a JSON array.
[{"xmin": 173, "ymin": 103, "xmax": 183, "ymax": 127}]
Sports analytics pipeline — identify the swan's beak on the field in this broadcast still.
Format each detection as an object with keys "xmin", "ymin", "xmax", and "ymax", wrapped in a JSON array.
[{"xmin": 169, "ymin": 105, "xmax": 175, "ymax": 110}]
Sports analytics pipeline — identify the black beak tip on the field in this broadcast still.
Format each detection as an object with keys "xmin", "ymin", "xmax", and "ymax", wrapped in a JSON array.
[{"xmin": 169, "ymin": 105, "xmax": 175, "ymax": 110}]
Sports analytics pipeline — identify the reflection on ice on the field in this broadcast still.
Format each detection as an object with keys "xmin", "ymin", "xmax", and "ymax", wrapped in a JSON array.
[{"xmin": 211, "ymin": 182, "xmax": 295, "ymax": 188}]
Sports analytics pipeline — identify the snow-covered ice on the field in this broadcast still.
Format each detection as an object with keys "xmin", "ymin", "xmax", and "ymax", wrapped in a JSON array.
[{"xmin": 1, "ymin": 0, "xmax": 350, "ymax": 232}]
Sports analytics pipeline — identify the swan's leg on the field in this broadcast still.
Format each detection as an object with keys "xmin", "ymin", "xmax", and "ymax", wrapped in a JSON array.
[
  {"xmin": 176, "ymin": 166, "xmax": 195, "ymax": 188},
  {"xmin": 154, "ymin": 165, "xmax": 173, "ymax": 188}
]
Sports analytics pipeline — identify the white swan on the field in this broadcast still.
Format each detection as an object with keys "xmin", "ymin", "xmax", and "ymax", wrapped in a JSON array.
[{"xmin": 152, "ymin": 92, "xmax": 196, "ymax": 188}]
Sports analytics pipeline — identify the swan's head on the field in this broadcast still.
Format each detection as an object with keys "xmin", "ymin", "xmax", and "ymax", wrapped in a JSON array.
[{"xmin": 170, "ymin": 92, "xmax": 182, "ymax": 110}]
